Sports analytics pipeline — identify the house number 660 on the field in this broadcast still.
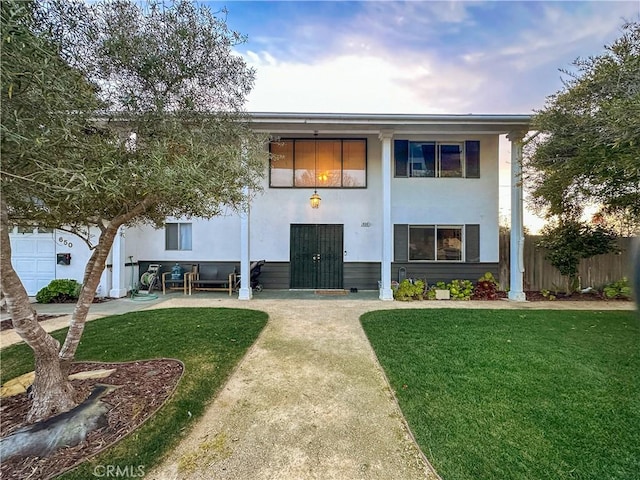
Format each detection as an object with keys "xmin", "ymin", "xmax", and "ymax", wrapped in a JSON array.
[{"xmin": 58, "ymin": 237, "xmax": 73, "ymax": 248}]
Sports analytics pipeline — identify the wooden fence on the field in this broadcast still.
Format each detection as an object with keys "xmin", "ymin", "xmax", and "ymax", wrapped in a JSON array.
[{"xmin": 499, "ymin": 233, "xmax": 634, "ymax": 291}]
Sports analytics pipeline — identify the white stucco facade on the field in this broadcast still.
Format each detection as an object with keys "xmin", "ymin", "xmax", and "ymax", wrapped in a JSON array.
[
  {"xmin": 10, "ymin": 113, "xmax": 531, "ymax": 300},
  {"xmin": 8, "ymin": 227, "xmax": 110, "ymax": 297},
  {"xmin": 124, "ymin": 134, "xmax": 500, "ymax": 264}
]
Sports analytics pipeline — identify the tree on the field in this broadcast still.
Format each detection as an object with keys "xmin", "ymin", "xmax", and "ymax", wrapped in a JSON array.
[
  {"xmin": 1, "ymin": 0, "xmax": 106, "ymax": 421},
  {"xmin": 1, "ymin": 0, "xmax": 267, "ymax": 422},
  {"xmin": 590, "ymin": 208, "xmax": 638, "ymax": 237},
  {"xmin": 525, "ymin": 20, "xmax": 640, "ymax": 227},
  {"xmin": 537, "ymin": 220, "xmax": 618, "ymax": 294}
]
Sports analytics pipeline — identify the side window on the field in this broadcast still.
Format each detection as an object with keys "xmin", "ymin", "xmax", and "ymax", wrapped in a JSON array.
[
  {"xmin": 409, "ymin": 225, "xmax": 436, "ymax": 260},
  {"xmin": 436, "ymin": 227, "xmax": 463, "ymax": 260},
  {"xmin": 410, "ymin": 142, "xmax": 436, "ymax": 177},
  {"xmin": 270, "ymin": 140, "xmax": 294, "ymax": 187},
  {"xmin": 342, "ymin": 140, "xmax": 366, "ymax": 187},
  {"xmin": 439, "ymin": 144, "xmax": 462, "ymax": 177},
  {"xmin": 165, "ymin": 223, "xmax": 192, "ymax": 251}
]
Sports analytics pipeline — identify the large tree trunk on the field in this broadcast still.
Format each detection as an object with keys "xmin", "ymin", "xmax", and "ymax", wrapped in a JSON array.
[
  {"xmin": 1, "ymin": 198, "xmax": 154, "ymax": 423},
  {"xmin": 59, "ymin": 226, "xmax": 118, "ymax": 362},
  {"xmin": 0, "ymin": 200, "xmax": 76, "ymax": 422},
  {"xmin": 58, "ymin": 199, "xmax": 156, "ymax": 361}
]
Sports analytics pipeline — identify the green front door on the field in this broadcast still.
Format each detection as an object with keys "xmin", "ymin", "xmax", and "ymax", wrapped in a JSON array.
[{"xmin": 290, "ymin": 224, "xmax": 343, "ymax": 289}]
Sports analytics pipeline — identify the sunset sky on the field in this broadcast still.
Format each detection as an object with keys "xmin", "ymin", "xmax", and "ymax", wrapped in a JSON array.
[{"xmin": 206, "ymin": 0, "xmax": 639, "ymax": 231}]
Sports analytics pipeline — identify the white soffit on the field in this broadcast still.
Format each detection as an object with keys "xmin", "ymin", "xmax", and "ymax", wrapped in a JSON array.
[{"xmin": 249, "ymin": 112, "xmax": 532, "ymax": 135}]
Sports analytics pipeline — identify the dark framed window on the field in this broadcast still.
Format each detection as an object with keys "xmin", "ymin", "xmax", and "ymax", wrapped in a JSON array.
[
  {"xmin": 394, "ymin": 140, "xmax": 480, "ymax": 178},
  {"xmin": 409, "ymin": 225, "xmax": 463, "ymax": 261},
  {"xmin": 270, "ymin": 139, "xmax": 367, "ymax": 188},
  {"xmin": 165, "ymin": 223, "xmax": 192, "ymax": 251},
  {"xmin": 394, "ymin": 224, "xmax": 480, "ymax": 262}
]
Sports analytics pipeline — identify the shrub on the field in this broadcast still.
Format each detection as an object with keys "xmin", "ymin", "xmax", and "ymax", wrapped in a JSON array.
[
  {"xmin": 394, "ymin": 279, "xmax": 426, "ymax": 301},
  {"xmin": 447, "ymin": 279, "xmax": 474, "ymax": 300},
  {"xmin": 472, "ymin": 272, "xmax": 499, "ymax": 300},
  {"xmin": 541, "ymin": 289, "xmax": 557, "ymax": 301},
  {"xmin": 36, "ymin": 279, "xmax": 82, "ymax": 304},
  {"xmin": 537, "ymin": 221, "xmax": 618, "ymax": 294},
  {"xmin": 426, "ymin": 281, "xmax": 448, "ymax": 300},
  {"xmin": 603, "ymin": 278, "xmax": 632, "ymax": 299}
]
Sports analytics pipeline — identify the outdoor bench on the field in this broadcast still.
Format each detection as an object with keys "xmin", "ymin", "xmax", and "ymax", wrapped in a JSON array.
[{"xmin": 187, "ymin": 265, "xmax": 236, "ymax": 296}]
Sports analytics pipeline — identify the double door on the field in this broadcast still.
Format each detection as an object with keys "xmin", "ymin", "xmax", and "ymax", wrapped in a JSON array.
[{"xmin": 290, "ymin": 224, "xmax": 343, "ymax": 289}]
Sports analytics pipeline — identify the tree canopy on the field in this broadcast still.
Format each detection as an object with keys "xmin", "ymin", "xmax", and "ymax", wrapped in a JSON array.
[
  {"xmin": 525, "ymin": 20, "xmax": 640, "ymax": 227},
  {"xmin": 1, "ymin": 0, "xmax": 268, "ymax": 422},
  {"xmin": 2, "ymin": 0, "xmax": 267, "ymax": 238}
]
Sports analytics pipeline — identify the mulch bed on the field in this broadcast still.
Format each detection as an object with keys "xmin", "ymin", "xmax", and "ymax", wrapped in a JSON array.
[
  {"xmin": 524, "ymin": 290, "xmax": 628, "ymax": 301},
  {"xmin": 0, "ymin": 359, "xmax": 183, "ymax": 480},
  {"xmin": 472, "ymin": 290, "xmax": 625, "ymax": 301}
]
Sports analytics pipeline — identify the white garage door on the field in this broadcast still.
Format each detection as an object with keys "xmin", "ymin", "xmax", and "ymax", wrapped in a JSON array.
[{"xmin": 10, "ymin": 231, "xmax": 56, "ymax": 296}]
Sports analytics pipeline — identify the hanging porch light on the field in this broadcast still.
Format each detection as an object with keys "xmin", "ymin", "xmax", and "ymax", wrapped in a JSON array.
[{"xmin": 310, "ymin": 190, "xmax": 321, "ymax": 209}]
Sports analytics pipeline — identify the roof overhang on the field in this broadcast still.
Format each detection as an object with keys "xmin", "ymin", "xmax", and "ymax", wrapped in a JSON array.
[{"xmin": 249, "ymin": 112, "xmax": 532, "ymax": 135}]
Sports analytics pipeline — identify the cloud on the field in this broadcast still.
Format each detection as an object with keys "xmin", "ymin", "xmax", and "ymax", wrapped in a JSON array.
[
  {"xmin": 360, "ymin": 0, "xmax": 475, "ymax": 34},
  {"xmin": 240, "ymin": 0, "xmax": 639, "ymax": 115},
  {"xmin": 490, "ymin": 3, "xmax": 637, "ymax": 72},
  {"xmin": 244, "ymin": 49, "xmax": 479, "ymax": 113}
]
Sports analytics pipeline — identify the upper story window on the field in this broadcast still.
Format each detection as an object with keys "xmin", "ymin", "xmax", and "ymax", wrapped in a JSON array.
[
  {"xmin": 165, "ymin": 223, "xmax": 192, "ymax": 251},
  {"xmin": 270, "ymin": 139, "xmax": 367, "ymax": 188},
  {"xmin": 394, "ymin": 140, "xmax": 480, "ymax": 178}
]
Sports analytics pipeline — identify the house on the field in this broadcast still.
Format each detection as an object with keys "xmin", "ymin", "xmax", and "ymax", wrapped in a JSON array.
[{"xmin": 9, "ymin": 112, "xmax": 531, "ymax": 300}]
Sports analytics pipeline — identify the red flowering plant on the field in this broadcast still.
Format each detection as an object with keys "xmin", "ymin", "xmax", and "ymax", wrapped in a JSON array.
[{"xmin": 472, "ymin": 272, "xmax": 500, "ymax": 300}]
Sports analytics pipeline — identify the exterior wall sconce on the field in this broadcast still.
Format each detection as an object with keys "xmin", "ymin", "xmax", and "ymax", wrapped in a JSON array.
[{"xmin": 310, "ymin": 190, "xmax": 321, "ymax": 209}]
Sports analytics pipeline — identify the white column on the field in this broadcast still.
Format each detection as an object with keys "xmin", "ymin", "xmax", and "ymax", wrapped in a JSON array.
[
  {"xmin": 379, "ymin": 130, "xmax": 394, "ymax": 301},
  {"xmin": 109, "ymin": 227, "xmax": 128, "ymax": 298},
  {"xmin": 507, "ymin": 130, "xmax": 527, "ymax": 302},
  {"xmin": 238, "ymin": 187, "xmax": 252, "ymax": 300}
]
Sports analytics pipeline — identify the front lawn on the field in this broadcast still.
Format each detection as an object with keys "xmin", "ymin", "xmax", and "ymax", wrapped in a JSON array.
[
  {"xmin": 361, "ymin": 309, "xmax": 640, "ymax": 480},
  {"xmin": 0, "ymin": 307, "xmax": 268, "ymax": 479}
]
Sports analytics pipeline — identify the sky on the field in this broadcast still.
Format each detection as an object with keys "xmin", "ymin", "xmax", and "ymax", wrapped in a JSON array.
[{"xmin": 205, "ymin": 0, "xmax": 639, "ymax": 232}]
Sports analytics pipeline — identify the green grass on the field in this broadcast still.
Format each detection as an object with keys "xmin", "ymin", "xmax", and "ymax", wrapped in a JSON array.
[
  {"xmin": 0, "ymin": 307, "xmax": 268, "ymax": 479},
  {"xmin": 361, "ymin": 309, "xmax": 640, "ymax": 480}
]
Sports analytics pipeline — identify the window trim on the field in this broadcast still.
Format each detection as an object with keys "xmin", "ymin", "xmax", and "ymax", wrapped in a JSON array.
[
  {"xmin": 407, "ymin": 224, "xmax": 465, "ymax": 263},
  {"xmin": 165, "ymin": 222, "xmax": 192, "ymax": 251},
  {"xmin": 269, "ymin": 138, "xmax": 368, "ymax": 189}
]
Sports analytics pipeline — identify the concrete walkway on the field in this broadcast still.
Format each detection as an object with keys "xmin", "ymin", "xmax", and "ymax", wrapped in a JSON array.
[{"xmin": 1, "ymin": 294, "xmax": 635, "ymax": 479}]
